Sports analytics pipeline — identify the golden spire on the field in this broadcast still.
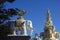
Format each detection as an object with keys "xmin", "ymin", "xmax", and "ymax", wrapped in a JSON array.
[
  {"xmin": 44, "ymin": 9, "xmax": 55, "ymax": 32},
  {"xmin": 47, "ymin": 9, "xmax": 51, "ymax": 21},
  {"xmin": 45, "ymin": 9, "xmax": 53, "ymax": 27}
]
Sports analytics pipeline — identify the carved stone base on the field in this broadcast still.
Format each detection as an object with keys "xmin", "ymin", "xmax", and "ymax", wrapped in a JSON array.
[{"xmin": 8, "ymin": 34, "xmax": 27, "ymax": 36}]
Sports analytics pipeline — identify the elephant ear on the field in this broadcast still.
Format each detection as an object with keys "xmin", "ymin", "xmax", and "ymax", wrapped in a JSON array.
[
  {"xmin": 15, "ymin": 20, "xmax": 20, "ymax": 27},
  {"xmin": 21, "ymin": 22, "xmax": 24, "ymax": 26}
]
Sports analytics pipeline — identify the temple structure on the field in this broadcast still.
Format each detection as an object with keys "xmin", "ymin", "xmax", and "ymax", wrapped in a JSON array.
[
  {"xmin": 39, "ymin": 9, "xmax": 60, "ymax": 40},
  {"xmin": 33, "ymin": 9, "xmax": 60, "ymax": 40}
]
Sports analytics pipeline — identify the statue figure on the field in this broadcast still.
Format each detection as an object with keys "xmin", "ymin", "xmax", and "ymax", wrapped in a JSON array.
[
  {"xmin": 8, "ymin": 10, "xmax": 33, "ymax": 36},
  {"xmin": 40, "ymin": 9, "xmax": 60, "ymax": 40}
]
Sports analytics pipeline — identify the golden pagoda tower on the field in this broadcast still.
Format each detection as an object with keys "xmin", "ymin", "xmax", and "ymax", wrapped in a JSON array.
[{"xmin": 40, "ymin": 9, "xmax": 60, "ymax": 40}]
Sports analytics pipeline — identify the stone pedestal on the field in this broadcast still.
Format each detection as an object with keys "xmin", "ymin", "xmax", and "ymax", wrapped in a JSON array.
[{"xmin": 0, "ymin": 36, "xmax": 31, "ymax": 40}]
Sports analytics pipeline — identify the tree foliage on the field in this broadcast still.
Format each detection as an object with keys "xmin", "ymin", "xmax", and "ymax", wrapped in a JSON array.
[
  {"xmin": 0, "ymin": 0, "xmax": 20, "ymax": 36},
  {"xmin": 0, "ymin": 0, "xmax": 15, "ymax": 4},
  {"xmin": 0, "ymin": 8, "xmax": 17, "ymax": 24}
]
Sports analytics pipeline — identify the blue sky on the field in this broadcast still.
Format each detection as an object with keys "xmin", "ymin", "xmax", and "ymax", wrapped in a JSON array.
[{"xmin": 5, "ymin": 0, "xmax": 60, "ymax": 37}]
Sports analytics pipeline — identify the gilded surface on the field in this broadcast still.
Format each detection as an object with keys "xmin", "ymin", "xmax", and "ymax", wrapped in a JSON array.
[{"xmin": 40, "ymin": 9, "xmax": 60, "ymax": 40}]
